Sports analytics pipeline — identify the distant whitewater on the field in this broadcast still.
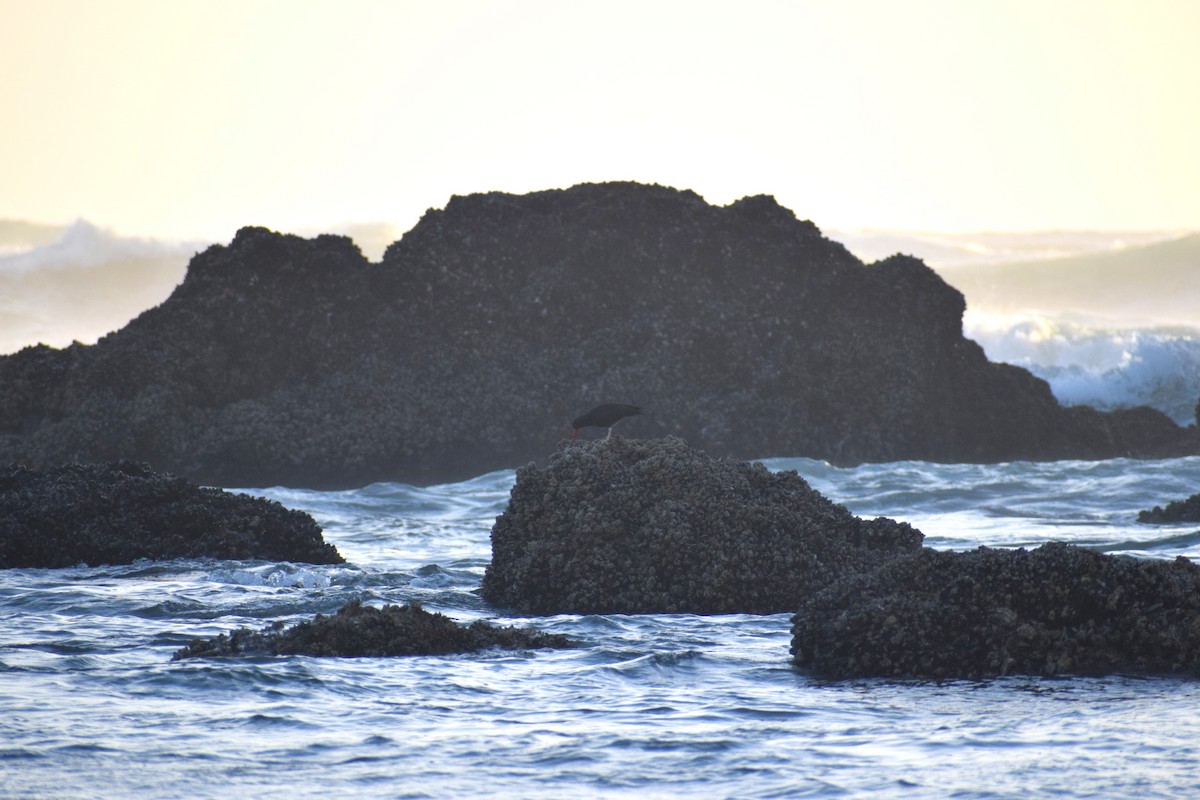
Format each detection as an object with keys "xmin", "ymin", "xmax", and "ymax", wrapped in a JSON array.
[
  {"xmin": 924, "ymin": 233, "xmax": 1200, "ymax": 426},
  {"xmin": 2, "ymin": 218, "xmax": 1197, "ymax": 425},
  {"xmin": 0, "ymin": 219, "xmax": 397, "ymax": 355},
  {"xmin": 830, "ymin": 228, "xmax": 1200, "ymax": 426},
  {"xmin": 0, "ymin": 220, "xmax": 198, "ymax": 354},
  {"xmin": 959, "ymin": 311, "xmax": 1200, "ymax": 426}
]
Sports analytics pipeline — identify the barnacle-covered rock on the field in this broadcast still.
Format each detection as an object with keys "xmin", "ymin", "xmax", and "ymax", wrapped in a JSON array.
[
  {"xmin": 172, "ymin": 599, "xmax": 575, "ymax": 659},
  {"xmin": 0, "ymin": 461, "xmax": 343, "ymax": 568},
  {"xmin": 481, "ymin": 437, "xmax": 922, "ymax": 614},
  {"xmin": 1139, "ymin": 491, "xmax": 1200, "ymax": 523},
  {"xmin": 791, "ymin": 543, "xmax": 1200, "ymax": 679}
]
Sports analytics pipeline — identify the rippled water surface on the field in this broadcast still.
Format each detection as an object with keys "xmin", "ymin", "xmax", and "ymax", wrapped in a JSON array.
[{"xmin": 4, "ymin": 456, "xmax": 1200, "ymax": 798}]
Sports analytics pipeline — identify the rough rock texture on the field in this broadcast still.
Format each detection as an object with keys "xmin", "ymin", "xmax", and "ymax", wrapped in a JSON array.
[
  {"xmin": 0, "ymin": 461, "xmax": 343, "ymax": 568},
  {"xmin": 1, "ymin": 183, "xmax": 1195, "ymax": 487},
  {"xmin": 1139, "ymin": 492, "xmax": 1200, "ymax": 523},
  {"xmin": 172, "ymin": 599, "xmax": 575, "ymax": 659},
  {"xmin": 481, "ymin": 437, "xmax": 923, "ymax": 614},
  {"xmin": 791, "ymin": 543, "xmax": 1200, "ymax": 680}
]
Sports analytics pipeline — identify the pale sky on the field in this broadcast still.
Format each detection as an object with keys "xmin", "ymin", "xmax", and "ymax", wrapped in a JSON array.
[{"xmin": 2, "ymin": 0, "xmax": 1198, "ymax": 241}]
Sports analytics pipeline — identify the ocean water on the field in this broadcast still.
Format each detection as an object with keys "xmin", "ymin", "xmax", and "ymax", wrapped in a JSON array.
[
  {"xmin": 5, "ymin": 456, "xmax": 1200, "ymax": 799},
  {"xmin": 962, "ymin": 311, "xmax": 1200, "ymax": 426}
]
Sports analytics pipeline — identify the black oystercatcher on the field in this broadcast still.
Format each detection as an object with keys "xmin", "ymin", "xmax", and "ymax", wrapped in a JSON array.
[{"xmin": 571, "ymin": 403, "xmax": 642, "ymax": 442}]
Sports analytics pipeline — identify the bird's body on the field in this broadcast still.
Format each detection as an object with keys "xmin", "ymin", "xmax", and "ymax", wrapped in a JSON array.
[{"xmin": 571, "ymin": 403, "xmax": 642, "ymax": 441}]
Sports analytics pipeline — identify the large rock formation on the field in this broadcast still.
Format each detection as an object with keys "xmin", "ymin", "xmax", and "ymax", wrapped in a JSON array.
[
  {"xmin": 172, "ymin": 599, "xmax": 574, "ymax": 659},
  {"xmin": 1, "ymin": 182, "xmax": 1195, "ymax": 487},
  {"xmin": 0, "ymin": 461, "xmax": 343, "ymax": 568},
  {"xmin": 791, "ymin": 543, "xmax": 1200, "ymax": 679},
  {"xmin": 481, "ymin": 437, "xmax": 923, "ymax": 614}
]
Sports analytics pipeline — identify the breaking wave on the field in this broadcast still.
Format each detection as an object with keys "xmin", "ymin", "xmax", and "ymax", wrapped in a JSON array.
[
  {"xmin": 0, "ymin": 219, "xmax": 201, "ymax": 354},
  {"xmin": 965, "ymin": 310, "xmax": 1200, "ymax": 425}
]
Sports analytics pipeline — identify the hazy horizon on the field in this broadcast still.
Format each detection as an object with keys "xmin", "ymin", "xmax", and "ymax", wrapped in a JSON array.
[
  {"xmin": 4, "ymin": 203, "xmax": 1197, "ymax": 426},
  {"xmin": 3, "ymin": 2, "xmax": 1198, "ymax": 240},
  {"xmin": 3, "ymin": 205, "xmax": 1193, "ymax": 268},
  {"xmin": 2, "ymin": 205, "xmax": 1193, "ymax": 344}
]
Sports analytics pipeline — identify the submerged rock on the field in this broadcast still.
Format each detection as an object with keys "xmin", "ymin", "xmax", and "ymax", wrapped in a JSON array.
[
  {"xmin": 1138, "ymin": 492, "xmax": 1200, "ymax": 523},
  {"xmin": 0, "ymin": 461, "xmax": 343, "ymax": 568},
  {"xmin": 172, "ymin": 599, "xmax": 575, "ymax": 659},
  {"xmin": 481, "ymin": 437, "xmax": 923, "ymax": 614},
  {"xmin": 791, "ymin": 543, "xmax": 1200, "ymax": 679},
  {"xmin": 1, "ymin": 183, "xmax": 1195, "ymax": 488}
]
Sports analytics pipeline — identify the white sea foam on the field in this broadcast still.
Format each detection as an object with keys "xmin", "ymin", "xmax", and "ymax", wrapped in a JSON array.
[
  {"xmin": 206, "ymin": 563, "xmax": 336, "ymax": 589},
  {"xmin": 8, "ymin": 457, "xmax": 1200, "ymax": 799},
  {"xmin": 964, "ymin": 309, "xmax": 1200, "ymax": 424}
]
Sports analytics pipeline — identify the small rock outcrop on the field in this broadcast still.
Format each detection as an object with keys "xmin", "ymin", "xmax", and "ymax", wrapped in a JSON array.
[
  {"xmin": 172, "ymin": 599, "xmax": 575, "ymax": 659},
  {"xmin": 1, "ymin": 182, "xmax": 1195, "ymax": 488},
  {"xmin": 1138, "ymin": 492, "xmax": 1200, "ymax": 523},
  {"xmin": 481, "ymin": 437, "xmax": 923, "ymax": 614},
  {"xmin": 791, "ymin": 543, "xmax": 1200, "ymax": 680},
  {"xmin": 0, "ymin": 461, "xmax": 343, "ymax": 568}
]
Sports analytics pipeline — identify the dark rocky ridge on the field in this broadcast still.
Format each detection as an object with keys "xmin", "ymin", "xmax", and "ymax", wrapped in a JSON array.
[
  {"xmin": 1, "ymin": 182, "xmax": 1195, "ymax": 488},
  {"xmin": 172, "ymin": 599, "xmax": 575, "ymax": 659},
  {"xmin": 1139, "ymin": 491, "xmax": 1200, "ymax": 523},
  {"xmin": 481, "ymin": 437, "xmax": 923, "ymax": 614},
  {"xmin": 0, "ymin": 461, "xmax": 343, "ymax": 568},
  {"xmin": 791, "ymin": 543, "xmax": 1200, "ymax": 680}
]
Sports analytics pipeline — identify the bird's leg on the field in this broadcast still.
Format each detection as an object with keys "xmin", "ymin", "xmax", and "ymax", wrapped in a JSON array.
[
  {"xmin": 605, "ymin": 426, "xmax": 613, "ymax": 441},
  {"xmin": 572, "ymin": 429, "xmax": 579, "ymax": 443}
]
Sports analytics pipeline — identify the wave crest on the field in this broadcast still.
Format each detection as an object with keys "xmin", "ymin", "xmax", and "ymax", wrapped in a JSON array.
[
  {"xmin": 0, "ymin": 220, "xmax": 202, "ymax": 354},
  {"xmin": 965, "ymin": 310, "xmax": 1200, "ymax": 425}
]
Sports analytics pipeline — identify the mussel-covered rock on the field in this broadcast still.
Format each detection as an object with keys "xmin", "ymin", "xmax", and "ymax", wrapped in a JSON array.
[
  {"xmin": 1139, "ymin": 491, "xmax": 1200, "ymax": 523},
  {"xmin": 481, "ymin": 437, "xmax": 922, "ymax": 614},
  {"xmin": 2, "ymin": 183, "xmax": 1195, "ymax": 489},
  {"xmin": 0, "ymin": 461, "xmax": 343, "ymax": 568},
  {"xmin": 791, "ymin": 542, "xmax": 1200, "ymax": 679},
  {"xmin": 172, "ymin": 599, "xmax": 575, "ymax": 659}
]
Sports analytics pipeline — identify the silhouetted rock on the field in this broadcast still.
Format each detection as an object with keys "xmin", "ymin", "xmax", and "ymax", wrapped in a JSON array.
[
  {"xmin": 481, "ymin": 437, "xmax": 923, "ymax": 614},
  {"xmin": 1139, "ymin": 492, "xmax": 1200, "ymax": 523},
  {"xmin": 0, "ymin": 461, "xmax": 343, "ymax": 568},
  {"xmin": 791, "ymin": 543, "xmax": 1200, "ymax": 679},
  {"xmin": 1, "ymin": 183, "xmax": 1195, "ymax": 487},
  {"xmin": 172, "ymin": 599, "xmax": 575, "ymax": 659}
]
